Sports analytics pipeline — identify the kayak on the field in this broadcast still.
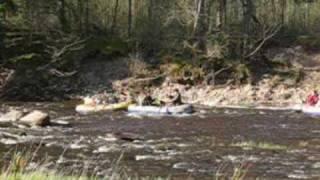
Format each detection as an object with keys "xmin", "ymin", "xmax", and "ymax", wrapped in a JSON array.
[
  {"xmin": 299, "ymin": 105, "xmax": 320, "ymax": 116},
  {"xmin": 76, "ymin": 102, "xmax": 131, "ymax": 114},
  {"xmin": 127, "ymin": 104, "xmax": 193, "ymax": 115}
]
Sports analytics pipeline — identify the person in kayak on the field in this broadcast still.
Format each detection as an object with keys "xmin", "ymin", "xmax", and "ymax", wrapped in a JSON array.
[
  {"xmin": 161, "ymin": 89, "xmax": 183, "ymax": 106},
  {"xmin": 306, "ymin": 90, "xmax": 319, "ymax": 106},
  {"xmin": 137, "ymin": 91, "xmax": 156, "ymax": 106}
]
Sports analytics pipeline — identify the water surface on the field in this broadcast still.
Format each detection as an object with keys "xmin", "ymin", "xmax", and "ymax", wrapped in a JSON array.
[{"xmin": 0, "ymin": 102, "xmax": 320, "ymax": 179}]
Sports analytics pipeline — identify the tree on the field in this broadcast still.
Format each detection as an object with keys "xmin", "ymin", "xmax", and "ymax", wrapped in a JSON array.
[
  {"xmin": 0, "ymin": 2, "xmax": 5, "ymax": 63},
  {"xmin": 78, "ymin": 0, "xmax": 83, "ymax": 33},
  {"xmin": 111, "ymin": 0, "xmax": 119, "ymax": 35},
  {"xmin": 58, "ymin": 0, "xmax": 68, "ymax": 32},
  {"xmin": 85, "ymin": 0, "xmax": 89, "ymax": 34},
  {"xmin": 241, "ymin": 0, "xmax": 256, "ymax": 35},
  {"xmin": 193, "ymin": 0, "xmax": 208, "ymax": 52},
  {"xmin": 216, "ymin": 0, "xmax": 227, "ymax": 30},
  {"xmin": 128, "ymin": 0, "xmax": 132, "ymax": 37}
]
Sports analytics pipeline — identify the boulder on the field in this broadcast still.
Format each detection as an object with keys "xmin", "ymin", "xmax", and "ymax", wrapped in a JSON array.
[
  {"xmin": 20, "ymin": 110, "xmax": 50, "ymax": 127},
  {"xmin": 0, "ymin": 110, "xmax": 24, "ymax": 122}
]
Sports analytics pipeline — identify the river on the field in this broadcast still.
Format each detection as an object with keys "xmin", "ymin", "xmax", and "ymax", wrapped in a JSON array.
[{"xmin": 0, "ymin": 102, "xmax": 320, "ymax": 179}]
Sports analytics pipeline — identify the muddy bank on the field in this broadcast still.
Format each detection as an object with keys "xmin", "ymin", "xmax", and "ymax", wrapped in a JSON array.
[
  {"xmin": 152, "ymin": 78, "xmax": 306, "ymax": 107},
  {"xmin": 1, "ymin": 45, "xmax": 320, "ymax": 106},
  {"xmin": 109, "ymin": 72, "xmax": 313, "ymax": 108},
  {"xmin": 73, "ymin": 47, "xmax": 320, "ymax": 107}
]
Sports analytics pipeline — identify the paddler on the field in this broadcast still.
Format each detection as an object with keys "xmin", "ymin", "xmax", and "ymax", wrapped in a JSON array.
[
  {"xmin": 83, "ymin": 96, "xmax": 97, "ymax": 106},
  {"xmin": 305, "ymin": 90, "xmax": 319, "ymax": 106},
  {"xmin": 137, "ymin": 90, "xmax": 156, "ymax": 106},
  {"xmin": 161, "ymin": 89, "xmax": 183, "ymax": 106}
]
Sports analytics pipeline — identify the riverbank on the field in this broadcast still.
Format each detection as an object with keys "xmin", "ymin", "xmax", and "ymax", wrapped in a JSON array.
[
  {"xmin": 101, "ymin": 70, "xmax": 317, "ymax": 108},
  {"xmin": 2, "ymin": 44, "xmax": 320, "ymax": 107},
  {"xmin": 108, "ymin": 46, "xmax": 320, "ymax": 108}
]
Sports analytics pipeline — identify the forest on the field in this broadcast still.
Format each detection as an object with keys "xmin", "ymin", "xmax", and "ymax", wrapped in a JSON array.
[
  {"xmin": 2, "ymin": 1, "xmax": 320, "ymax": 180},
  {"xmin": 0, "ymin": 0, "xmax": 320, "ymax": 100}
]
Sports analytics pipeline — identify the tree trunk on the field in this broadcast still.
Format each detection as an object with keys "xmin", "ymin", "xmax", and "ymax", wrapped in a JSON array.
[
  {"xmin": 216, "ymin": 0, "xmax": 227, "ymax": 31},
  {"xmin": 147, "ymin": 0, "xmax": 161, "ymax": 54},
  {"xmin": 128, "ymin": 0, "xmax": 132, "ymax": 37},
  {"xmin": 85, "ymin": 0, "xmax": 89, "ymax": 34},
  {"xmin": 0, "ymin": 24, "xmax": 3, "ymax": 63},
  {"xmin": 0, "ymin": 6, "xmax": 4, "ymax": 63},
  {"xmin": 111, "ymin": 0, "xmax": 119, "ymax": 35},
  {"xmin": 241, "ymin": 0, "xmax": 255, "ymax": 35},
  {"xmin": 207, "ymin": 0, "xmax": 214, "ymax": 33},
  {"xmin": 59, "ymin": 0, "xmax": 68, "ymax": 32},
  {"xmin": 194, "ymin": 0, "xmax": 207, "ymax": 52},
  {"xmin": 78, "ymin": 0, "xmax": 83, "ymax": 34},
  {"xmin": 240, "ymin": 0, "xmax": 255, "ymax": 58},
  {"xmin": 148, "ymin": 0, "xmax": 153, "ymax": 23}
]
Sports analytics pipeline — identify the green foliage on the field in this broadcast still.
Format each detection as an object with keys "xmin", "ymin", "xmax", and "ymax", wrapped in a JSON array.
[
  {"xmin": 206, "ymin": 33, "xmax": 238, "ymax": 60},
  {"xmin": 128, "ymin": 54, "xmax": 152, "ymax": 78},
  {"xmin": 87, "ymin": 38, "xmax": 129, "ymax": 57},
  {"xmin": 271, "ymin": 56, "xmax": 290, "ymax": 68},
  {"xmin": 0, "ymin": 4, "xmax": 5, "ymax": 13},
  {"xmin": 3, "ymin": 0, "xmax": 320, "ymax": 86},
  {"xmin": 160, "ymin": 55, "xmax": 204, "ymax": 82},
  {"xmin": 277, "ymin": 68, "xmax": 303, "ymax": 86},
  {"xmin": 8, "ymin": 53, "xmax": 42, "ymax": 65},
  {"xmin": 234, "ymin": 64, "xmax": 251, "ymax": 83},
  {"xmin": 296, "ymin": 35, "xmax": 320, "ymax": 49}
]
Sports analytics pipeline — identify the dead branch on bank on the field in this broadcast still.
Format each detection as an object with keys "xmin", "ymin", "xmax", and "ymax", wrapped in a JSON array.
[
  {"xmin": 205, "ymin": 65, "xmax": 232, "ymax": 86},
  {"xmin": 116, "ymin": 73, "xmax": 167, "ymax": 87},
  {"xmin": 300, "ymin": 66, "xmax": 320, "ymax": 72},
  {"xmin": 37, "ymin": 37, "xmax": 87, "ymax": 71},
  {"xmin": 35, "ymin": 33, "xmax": 88, "ymax": 77},
  {"xmin": 245, "ymin": 24, "xmax": 282, "ymax": 59},
  {"xmin": 48, "ymin": 68, "xmax": 78, "ymax": 78}
]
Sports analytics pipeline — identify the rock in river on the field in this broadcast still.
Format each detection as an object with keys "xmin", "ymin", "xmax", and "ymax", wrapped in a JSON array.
[
  {"xmin": 0, "ymin": 110, "xmax": 24, "ymax": 122},
  {"xmin": 20, "ymin": 110, "xmax": 50, "ymax": 126}
]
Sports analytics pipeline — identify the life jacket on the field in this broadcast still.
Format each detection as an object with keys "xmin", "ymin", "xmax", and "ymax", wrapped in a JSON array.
[{"xmin": 306, "ymin": 94, "xmax": 319, "ymax": 106}]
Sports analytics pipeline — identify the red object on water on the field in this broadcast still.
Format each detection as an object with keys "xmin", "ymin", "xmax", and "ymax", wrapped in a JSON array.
[{"xmin": 306, "ymin": 94, "xmax": 319, "ymax": 106}]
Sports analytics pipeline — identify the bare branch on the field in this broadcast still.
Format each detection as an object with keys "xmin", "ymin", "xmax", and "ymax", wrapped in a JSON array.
[
  {"xmin": 214, "ymin": 65, "xmax": 232, "ymax": 76},
  {"xmin": 245, "ymin": 24, "xmax": 281, "ymax": 58},
  {"xmin": 48, "ymin": 68, "xmax": 78, "ymax": 78},
  {"xmin": 37, "ymin": 37, "xmax": 88, "ymax": 71}
]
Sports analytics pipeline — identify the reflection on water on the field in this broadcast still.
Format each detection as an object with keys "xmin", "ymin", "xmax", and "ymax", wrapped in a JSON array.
[{"xmin": 0, "ymin": 102, "xmax": 320, "ymax": 179}]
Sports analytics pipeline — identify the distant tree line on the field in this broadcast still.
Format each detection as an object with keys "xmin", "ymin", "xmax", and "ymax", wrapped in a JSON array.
[{"xmin": 1, "ymin": 0, "xmax": 320, "ymax": 65}]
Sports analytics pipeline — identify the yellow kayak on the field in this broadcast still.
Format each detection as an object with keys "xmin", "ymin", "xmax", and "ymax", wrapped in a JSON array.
[{"xmin": 75, "ymin": 102, "xmax": 131, "ymax": 114}]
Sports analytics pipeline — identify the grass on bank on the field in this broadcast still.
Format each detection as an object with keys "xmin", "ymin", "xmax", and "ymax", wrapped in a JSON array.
[
  {"xmin": 215, "ymin": 162, "xmax": 250, "ymax": 180},
  {"xmin": 0, "ymin": 150, "xmax": 250, "ymax": 180},
  {"xmin": 0, "ymin": 172, "xmax": 97, "ymax": 180},
  {"xmin": 0, "ymin": 151, "xmax": 98, "ymax": 180}
]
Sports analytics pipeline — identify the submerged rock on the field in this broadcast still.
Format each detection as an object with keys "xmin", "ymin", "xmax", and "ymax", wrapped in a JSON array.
[
  {"xmin": 50, "ymin": 119, "xmax": 71, "ymax": 127},
  {"xmin": 98, "ymin": 134, "xmax": 118, "ymax": 142},
  {"xmin": 0, "ymin": 138, "xmax": 19, "ymax": 145},
  {"xmin": 93, "ymin": 145, "xmax": 121, "ymax": 153},
  {"xmin": 288, "ymin": 172, "xmax": 310, "ymax": 179},
  {"xmin": 312, "ymin": 162, "xmax": 320, "ymax": 169},
  {"xmin": 70, "ymin": 143, "xmax": 88, "ymax": 150},
  {"xmin": 173, "ymin": 162, "xmax": 194, "ymax": 170},
  {"xmin": 20, "ymin": 110, "xmax": 50, "ymax": 126},
  {"xmin": 0, "ymin": 110, "xmax": 24, "ymax": 122},
  {"xmin": 135, "ymin": 154, "xmax": 172, "ymax": 161}
]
